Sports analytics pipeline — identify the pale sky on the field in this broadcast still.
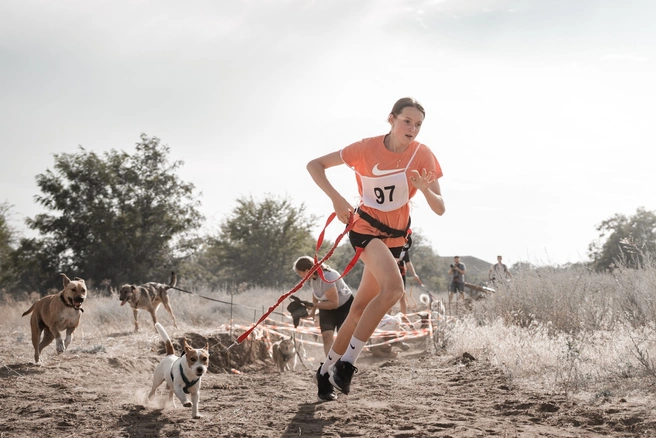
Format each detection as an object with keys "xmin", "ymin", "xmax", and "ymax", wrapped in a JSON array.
[{"xmin": 1, "ymin": 0, "xmax": 655, "ymax": 267}]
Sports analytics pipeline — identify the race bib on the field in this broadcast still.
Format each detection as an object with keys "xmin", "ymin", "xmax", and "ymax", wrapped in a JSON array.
[{"xmin": 360, "ymin": 171, "xmax": 409, "ymax": 212}]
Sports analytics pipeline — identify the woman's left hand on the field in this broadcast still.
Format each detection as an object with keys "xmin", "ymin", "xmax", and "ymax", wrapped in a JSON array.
[{"xmin": 409, "ymin": 168, "xmax": 436, "ymax": 191}]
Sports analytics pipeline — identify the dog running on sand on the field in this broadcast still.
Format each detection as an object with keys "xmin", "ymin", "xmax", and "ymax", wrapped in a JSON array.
[
  {"xmin": 118, "ymin": 272, "xmax": 178, "ymax": 332},
  {"xmin": 272, "ymin": 337, "xmax": 296, "ymax": 372},
  {"xmin": 22, "ymin": 274, "xmax": 87, "ymax": 364},
  {"xmin": 149, "ymin": 322, "xmax": 210, "ymax": 419}
]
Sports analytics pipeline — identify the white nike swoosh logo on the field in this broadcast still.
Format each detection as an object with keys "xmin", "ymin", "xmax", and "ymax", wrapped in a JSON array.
[{"xmin": 372, "ymin": 164, "xmax": 402, "ymax": 176}]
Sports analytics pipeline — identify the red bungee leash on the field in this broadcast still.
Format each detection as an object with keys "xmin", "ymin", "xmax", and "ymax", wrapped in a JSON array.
[
  {"xmin": 314, "ymin": 212, "xmax": 364, "ymax": 284},
  {"xmin": 227, "ymin": 211, "xmax": 361, "ymax": 349}
]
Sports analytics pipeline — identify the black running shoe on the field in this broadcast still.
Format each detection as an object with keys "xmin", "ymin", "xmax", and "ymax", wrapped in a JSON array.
[
  {"xmin": 315, "ymin": 365, "xmax": 337, "ymax": 401},
  {"xmin": 329, "ymin": 360, "xmax": 358, "ymax": 395}
]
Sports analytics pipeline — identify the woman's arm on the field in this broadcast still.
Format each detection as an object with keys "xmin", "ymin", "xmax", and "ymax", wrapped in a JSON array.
[
  {"xmin": 313, "ymin": 286, "xmax": 340, "ymax": 310},
  {"xmin": 406, "ymin": 260, "xmax": 419, "ymax": 280},
  {"xmin": 308, "ymin": 295, "xmax": 319, "ymax": 318},
  {"xmin": 307, "ymin": 151, "xmax": 354, "ymax": 224},
  {"xmin": 410, "ymin": 169, "xmax": 445, "ymax": 216}
]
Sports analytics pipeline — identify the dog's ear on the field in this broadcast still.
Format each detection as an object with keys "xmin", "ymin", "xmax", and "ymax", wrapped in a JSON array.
[
  {"xmin": 131, "ymin": 285, "xmax": 137, "ymax": 292},
  {"xmin": 183, "ymin": 338, "xmax": 193, "ymax": 352},
  {"xmin": 204, "ymin": 342, "xmax": 210, "ymax": 352},
  {"xmin": 61, "ymin": 273, "xmax": 71, "ymax": 285}
]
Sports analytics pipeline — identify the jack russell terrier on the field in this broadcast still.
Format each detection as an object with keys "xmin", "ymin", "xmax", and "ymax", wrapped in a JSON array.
[{"xmin": 148, "ymin": 322, "xmax": 210, "ymax": 419}]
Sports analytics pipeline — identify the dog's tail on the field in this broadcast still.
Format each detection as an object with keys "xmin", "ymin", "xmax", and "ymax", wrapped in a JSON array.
[
  {"xmin": 155, "ymin": 322, "xmax": 175, "ymax": 356},
  {"xmin": 167, "ymin": 271, "xmax": 177, "ymax": 289},
  {"xmin": 22, "ymin": 303, "xmax": 36, "ymax": 317},
  {"xmin": 419, "ymin": 293, "xmax": 432, "ymax": 306}
]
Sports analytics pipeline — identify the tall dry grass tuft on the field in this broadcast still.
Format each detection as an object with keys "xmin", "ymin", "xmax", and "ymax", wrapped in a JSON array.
[
  {"xmin": 447, "ymin": 258, "xmax": 656, "ymax": 397},
  {"xmin": 1, "ymin": 283, "xmax": 315, "ymax": 337}
]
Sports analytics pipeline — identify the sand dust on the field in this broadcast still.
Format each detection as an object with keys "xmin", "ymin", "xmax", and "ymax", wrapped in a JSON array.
[{"xmin": 1, "ymin": 323, "xmax": 654, "ymax": 437}]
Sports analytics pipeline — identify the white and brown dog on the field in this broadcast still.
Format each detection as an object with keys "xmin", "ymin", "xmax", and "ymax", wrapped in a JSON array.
[
  {"xmin": 119, "ymin": 272, "xmax": 178, "ymax": 332},
  {"xmin": 420, "ymin": 293, "xmax": 446, "ymax": 318},
  {"xmin": 271, "ymin": 337, "xmax": 296, "ymax": 372},
  {"xmin": 22, "ymin": 274, "xmax": 87, "ymax": 363},
  {"xmin": 149, "ymin": 322, "xmax": 210, "ymax": 419},
  {"xmin": 417, "ymin": 294, "xmax": 452, "ymax": 329}
]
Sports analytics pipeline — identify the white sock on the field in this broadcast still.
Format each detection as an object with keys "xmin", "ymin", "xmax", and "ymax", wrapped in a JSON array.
[
  {"xmin": 320, "ymin": 349, "xmax": 341, "ymax": 375},
  {"xmin": 340, "ymin": 336, "xmax": 366, "ymax": 365}
]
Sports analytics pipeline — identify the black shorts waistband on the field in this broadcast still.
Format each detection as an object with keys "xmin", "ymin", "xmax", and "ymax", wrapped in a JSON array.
[{"xmin": 355, "ymin": 207, "xmax": 410, "ymax": 238}]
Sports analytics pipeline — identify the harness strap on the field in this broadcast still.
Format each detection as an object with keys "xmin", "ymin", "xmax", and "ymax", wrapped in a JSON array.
[
  {"xmin": 315, "ymin": 212, "xmax": 363, "ymax": 284},
  {"xmin": 171, "ymin": 362, "xmax": 200, "ymax": 394},
  {"xmin": 355, "ymin": 207, "xmax": 410, "ymax": 238},
  {"xmin": 314, "ymin": 209, "xmax": 411, "ymax": 284}
]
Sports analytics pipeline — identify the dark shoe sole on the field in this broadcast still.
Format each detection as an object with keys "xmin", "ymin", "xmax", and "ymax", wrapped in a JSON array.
[{"xmin": 318, "ymin": 392, "xmax": 337, "ymax": 401}]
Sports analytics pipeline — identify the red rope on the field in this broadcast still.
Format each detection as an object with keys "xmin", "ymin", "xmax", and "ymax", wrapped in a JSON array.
[
  {"xmin": 315, "ymin": 212, "xmax": 364, "ymax": 284},
  {"xmin": 232, "ymin": 212, "xmax": 356, "ymax": 346}
]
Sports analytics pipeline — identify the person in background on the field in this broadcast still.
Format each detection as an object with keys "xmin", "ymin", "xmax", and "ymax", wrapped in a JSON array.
[
  {"xmin": 306, "ymin": 97, "xmax": 445, "ymax": 399},
  {"xmin": 489, "ymin": 255, "xmax": 512, "ymax": 283},
  {"xmin": 293, "ymin": 256, "xmax": 354, "ymax": 359},
  {"xmin": 448, "ymin": 255, "xmax": 466, "ymax": 308}
]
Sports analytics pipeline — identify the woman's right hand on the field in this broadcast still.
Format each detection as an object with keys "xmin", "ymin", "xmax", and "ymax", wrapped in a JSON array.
[
  {"xmin": 307, "ymin": 151, "xmax": 353, "ymax": 222},
  {"xmin": 332, "ymin": 196, "xmax": 354, "ymax": 224}
]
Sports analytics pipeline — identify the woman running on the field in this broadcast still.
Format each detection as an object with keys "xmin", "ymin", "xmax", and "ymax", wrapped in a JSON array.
[{"xmin": 306, "ymin": 97, "xmax": 445, "ymax": 400}]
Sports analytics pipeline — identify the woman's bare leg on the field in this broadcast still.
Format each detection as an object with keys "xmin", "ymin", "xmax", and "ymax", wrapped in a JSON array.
[
  {"xmin": 351, "ymin": 239, "xmax": 404, "ymax": 343},
  {"xmin": 329, "ymin": 267, "xmax": 380, "ymax": 356},
  {"xmin": 321, "ymin": 330, "xmax": 334, "ymax": 356}
]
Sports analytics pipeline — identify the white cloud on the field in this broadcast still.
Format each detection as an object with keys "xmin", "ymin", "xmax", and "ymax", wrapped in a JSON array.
[{"xmin": 600, "ymin": 53, "xmax": 649, "ymax": 63}]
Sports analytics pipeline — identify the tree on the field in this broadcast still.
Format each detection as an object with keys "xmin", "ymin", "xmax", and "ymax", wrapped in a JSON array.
[
  {"xmin": 6, "ymin": 237, "xmax": 63, "ymax": 295},
  {"xmin": 0, "ymin": 203, "xmax": 60, "ymax": 296},
  {"xmin": 201, "ymin": 195, "xmax": 319, "ymax": 289},
  {"xmin": 588, "ymin": 207, "xmax": 656, "ymax": 271},
  {"xmin": 24, "ymin": 134, "xmax": 203, "ymax": 290},
  {"xmin": 0, "ymin": 202, "xmax": 18, "ymax": 290}
]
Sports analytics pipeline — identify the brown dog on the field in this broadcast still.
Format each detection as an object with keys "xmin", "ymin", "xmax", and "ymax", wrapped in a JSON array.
[
  {"xmin": 119, "ymin": 272, "xmax": 178, "ymax": 332},
  {"xmin": 22, "ymin": 274, "xmax": 87, "ymax": 364},
  {"xmin": 271, "ymin": 337, "xmax": 296, "ymax": 372}
]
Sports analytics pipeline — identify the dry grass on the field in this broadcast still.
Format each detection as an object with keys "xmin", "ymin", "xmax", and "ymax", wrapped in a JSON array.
[
  {"xmin": 3, "ymin": 263, "xmax": 656, "ymax": 401},
  {"xmin": 452, "ymin": 260, "xmax": 656, "ymax": 397},
  {"xmin": 0, "ymin": 285, "xmax": 315, "ymax": 339}
]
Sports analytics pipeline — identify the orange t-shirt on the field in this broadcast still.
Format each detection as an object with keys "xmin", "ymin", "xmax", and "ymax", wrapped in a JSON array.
[{"xmin": 340, "ymin": 135, "xmax": 443, "ymax": 247}]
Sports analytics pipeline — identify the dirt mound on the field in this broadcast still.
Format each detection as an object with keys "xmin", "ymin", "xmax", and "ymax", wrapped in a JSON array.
[{"xmin": 155, "ymin": 330, "xmax": 272, "ymax": 373}]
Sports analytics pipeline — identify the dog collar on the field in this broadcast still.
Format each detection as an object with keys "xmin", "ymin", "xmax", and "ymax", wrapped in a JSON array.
[
  {"xmin": 171, "ymin": 362, "xmax": 200, "ymax": 394},
  {"xmin": 60, "ymin": 293, "xmax": 84, "ymax": 312}
]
